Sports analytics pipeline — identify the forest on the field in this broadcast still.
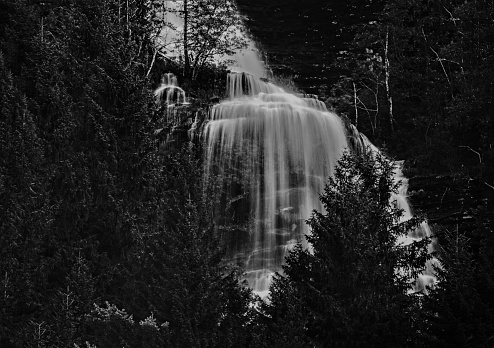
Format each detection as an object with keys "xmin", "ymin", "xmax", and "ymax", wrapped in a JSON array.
[{"xmin": 0, "ymin": 0, "xmax": 493, "ymax": 347}]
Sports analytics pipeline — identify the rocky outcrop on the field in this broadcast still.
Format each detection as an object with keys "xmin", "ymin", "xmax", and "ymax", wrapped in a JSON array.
[{"xmin": 154, "ymin": 106, "xmax": 210, "ymax": 153}]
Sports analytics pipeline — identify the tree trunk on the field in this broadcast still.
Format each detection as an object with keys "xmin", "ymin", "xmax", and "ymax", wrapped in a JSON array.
[
  {"xmin": 183, "ymin": 0, "xmax": 190, "ymax": 78},
  {"xmin": 353, "ymin": 82, "xmax": 358, "ymax": 128},
  {"xmin": 385, "ymin": 28, "xmax": 394, "ymax": 133},
  {"xmin": 40, "ymin": 16, "xmax": 44, "ymax": 43}
]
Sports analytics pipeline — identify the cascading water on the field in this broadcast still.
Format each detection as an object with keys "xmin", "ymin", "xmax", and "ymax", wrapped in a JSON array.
[
  {"xmin": 394, "ymin": 162, "xmax": 438, "ymax": 292},
  {"xmin": 154, "ymin": 73, "xmax": 188, "ymax": 108},
  {"xmin": 154, "ymin": 3, "xmax": 436, "ymax": 295},
  {"xmin": 347, "ymin": 125, "xmax": 438, "ymax": 292},
  {"xmin": 203, "ymin": 72, "xmax": 437, "ymax": 296},
  {"xmin": 154, "ymin": 73, "xmax": 193, "ymax": 151},
  {"xmin": 204, "ymin": 73, "xmax": 348, "ymax": 295},
  {"xmin": 154, "ymin": 73, "xmax": 188, "ymax": 128}
]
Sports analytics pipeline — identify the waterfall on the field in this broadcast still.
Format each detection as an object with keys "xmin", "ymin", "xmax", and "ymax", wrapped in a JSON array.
[
  {"xmin": 154, "ymin": 73, "xmax": 192, "ymax": 152},
  {"xmin": 154, "ymin": 73, "xmax": 189, "ymax": 127},
  {"xmin": 154, "ymin": 73, "xmax": 188, "ymax": 108},
  {"xmin": 203, "ymin": 73, "xmax": 348, "ymax": 295},
  {"xmin": 203, "ymin": 72, "xmax": 437, "ymax": 296},
  {"xmin": 347, "ymin": 124, "xmax": 439, "ymax": 293},
  {"xmin": 153, "ymin": 4, "xmax": 436, "ymax": 295},
  {"xmin": 393, "ymin": 161, "xmax": 439, "ymax": 292}
]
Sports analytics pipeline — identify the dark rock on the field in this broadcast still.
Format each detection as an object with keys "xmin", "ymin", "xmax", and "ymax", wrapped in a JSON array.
[
  {"xmin": 236, "ymin": 0, "xmax": 385, "ymax": 93},
  {"xmin": 210, "ymin": 96, "xmax": 221, "ymax": 103},
  {"xmin": 408, "ymin": 174, "xmax": 494, "ymax": 236}
]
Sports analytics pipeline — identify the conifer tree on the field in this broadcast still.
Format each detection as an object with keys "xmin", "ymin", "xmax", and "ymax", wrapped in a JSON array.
[
  {"xmin": 261, "ymin": 151, "xmax": 430, "ymax": 347},
  {"xmin": 122, "ymin": 145, "xmax": 255, "ymax": 348},
  {"xmin": 0, "ymin": 51, "xmax": 54, "ymax": 347},
  {"xmin": 423, "ymin": 227, "xmax": 494, "ymax": 347},
  {"xmin": 0, "ymin": 0, "xmax": 168, "ymax": 345}
]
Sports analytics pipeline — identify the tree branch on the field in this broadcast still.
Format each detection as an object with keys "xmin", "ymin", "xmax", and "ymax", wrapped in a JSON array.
[
  {"xmin": 353, "ymin": 82, "xmax": 358, "ymax": 128},
  {"xmin": 458, "ymin": 146, "xmax": 482, "ymax": 163},
  {"xmin": 146, "ymin": 47, "xmax": 159, "ymax": 77},
  {"xmin": 443, "ymin": 6, "xmax": 458, "ymax": 26},
  {"xmin": 421, "ymin": 27, "xmax": 452, "ymax": 88},
  {"xmin": 484, "ymin": 182, "xmax": 494, "ymax": 190}
]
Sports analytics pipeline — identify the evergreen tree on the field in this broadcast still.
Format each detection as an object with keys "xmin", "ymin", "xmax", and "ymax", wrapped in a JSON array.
[
  {"xmin": 423, "ymin": 227, "xmax": 494, "ymax": 347},
  {"xmin": 0, "ymin": 0, "xmax": 168, "ymax": 345},
  {"xmin": 329, "ymin": 0, "xmax": 494, "ymax": 180},
  {"xmin": 0, "ymin": 51, "xmax": 53, "ymax": 347},
  {"xmin": 121, "ymin": 145, "xmax": 255, "ymax": 348},
  {"xmin": 260, "ymin": 151, "xmax": 430, "ymax": 347}
]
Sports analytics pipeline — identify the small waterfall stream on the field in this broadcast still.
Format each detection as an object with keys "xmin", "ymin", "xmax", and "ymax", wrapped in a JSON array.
[
  {"xmin": 154, "ymin": 73, "xmax": 188, "ymax": 108},
  {"xmin": 347, "ymin": 125, "xmax": 438, "ymax": 293}
]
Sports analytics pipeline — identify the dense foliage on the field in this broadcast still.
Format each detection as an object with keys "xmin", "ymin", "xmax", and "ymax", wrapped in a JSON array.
[
  {"xmin": 1, "ymin": 0, "xmax": 493, "ymax": 347},
  {"xmin": 0, "ymin": 1, "xmax": 252, "ymax": 347},
  {"xmin": 323, "ymin": 5, "xmax": 494, "ymax": 343},
  {"xmin": 422, "ymin": 227, "xmax": 494, "ymax": 347},
  {"xmin": 161, "ymin": 0, "xmax": 248, "ymax": 80},
  {"xmin": 327, "ymin": 0, "xmax": 494, "ymax": 182},
  {"xmin": 255, "ymin": 152, "xmax": 430, "ymax": 347}
]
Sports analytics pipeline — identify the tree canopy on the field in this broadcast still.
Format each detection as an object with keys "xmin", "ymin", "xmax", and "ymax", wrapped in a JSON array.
[
  {"xmin": 164, "ymin": 0, "xmax": 248, "ymax": 79},
  {"xmin": 1, "ymin": 0, "xmax": 493, "ymax": 346},
  {"xmin": 257, "ymin": 151, "xmax": 431, "ymax": 347}
]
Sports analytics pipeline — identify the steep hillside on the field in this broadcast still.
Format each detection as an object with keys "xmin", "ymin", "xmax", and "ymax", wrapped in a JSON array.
[{"xmin": 236, "ymin": 0, "xmax": 384, "ymax": 93}]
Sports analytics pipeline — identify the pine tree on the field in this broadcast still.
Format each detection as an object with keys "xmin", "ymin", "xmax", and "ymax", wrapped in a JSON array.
[
  {"xmin": 0, "ymin": 51, "xmax": 54, "ymax": 347},
  {"xmin": 113, "ymin": 145, "xmax": 255, "ymax": 348},
  {"xmin": 423, "ymin": 227, "xmax": 494, "ymax": 347},
  {"xmin": 0, "ymin": 0, "xmax": 169, "ymax": 345},
  {"xmin": 261, "ymin": 150, "xmax": 430, "ymax": 347}
]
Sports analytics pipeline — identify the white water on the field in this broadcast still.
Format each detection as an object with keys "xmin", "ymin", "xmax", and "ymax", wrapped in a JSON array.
[
  {"xmin": 154, "ymin": 73, "xmax": 188, "ymax": 107},
  {"xmin": 154, "ymin": 73, "xmax": 189, "ymax": 128},
  {"xmin": 393, "ymin": 161, "xmax": 439, "ymax": 293},
  {"xmin": 203, "ymin": 73, "xmax": 436, "ymax": 295},
  {"xmin": 347, "ymin": 125, "xmax": 438, "ymax": 293},
  {"xmin": 204, "ymin": 73, "xmax": 348, "ymax": 293},
  {"xmin": 230, "ymin": 41, "xmax": 270, "ymax": 78},
  {"xmin": 154, "ymin": 4, "xmax": 436, "ymax": 295}
]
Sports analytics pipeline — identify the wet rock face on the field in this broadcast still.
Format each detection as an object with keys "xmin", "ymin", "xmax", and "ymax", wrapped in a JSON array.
[{"xmin": 408, "ymin": 174, "xmax": 494, "ymax": 236}]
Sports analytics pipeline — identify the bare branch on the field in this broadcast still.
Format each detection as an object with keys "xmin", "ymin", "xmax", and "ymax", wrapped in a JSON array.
[
  {"xmin": 146, "ymin": 47, "xmax": 159, "ymax": 77},
  {"xmin": 443, "ymin": 6, "xmax": 458, "ymax": 26},
  {"xmin": 421, "ymin": 28, "xmax": 452, "ymax": 87},
  {"xmin": 459, "ymin": 146, "xmax": 482, "ymax": 163},
  {"xmin": 353, "ymin": 82, "xmax": 358, "ymax": 128},
  {"xmin": 440, "ymin": 187, "xmax": 449, "ymax": 205},
  {"xmin": 430, "ymin": 47, "xmax": 451, "ymax": 84}
]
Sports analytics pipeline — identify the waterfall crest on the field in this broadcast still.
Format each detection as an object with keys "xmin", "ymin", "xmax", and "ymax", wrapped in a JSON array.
[{"xmin": 154, "ymin": 73, "xmax": 188, "ymax": 107}]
